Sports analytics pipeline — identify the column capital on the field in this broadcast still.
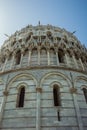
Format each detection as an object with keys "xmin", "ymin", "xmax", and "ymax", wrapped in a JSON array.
[
  {"xmin": 3, "ymin": 90, "xmax": 9, "ymax": 96},
  {"xmin": 36, "ymin": 87, "xmax": 42, "ymax": 93},
  {"xmin": 70, "ymin": 87, "xmax": 77, "ymax": 94},
  {"xmin": 55, "ymin": 47, "xmax": 58, "ymax": 53}
]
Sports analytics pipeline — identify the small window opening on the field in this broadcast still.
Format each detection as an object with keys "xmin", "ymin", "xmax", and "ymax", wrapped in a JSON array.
[
  {"xmin": 57, "ymin": 111, "xmax": 61, "ymax": 121},
  {"xmin": 24, "ymin": 49, "xmax": 28, "ymax": 56},
  {"xmin": 58, "ymin": 50, "xmax": 64, "ymax": 63},
  {"xmin": 72, "ymin": 42, "xmax": 74, "ymax": 46},
  {"xmin": 17, "ymin": 87, "xmax": 25, "ymax": 107},
  {"xmin": 8, "ymin": 53, "xmax": 12, "ymax": 61},
  {"xmin": 82, "ymin": 88, "xmax": 87, "ymax": 103},
  {"xmin": 53, "ymin": 85, "xmax": 61, "ymax": 121},
  {"xmin": 74, "ymin": 52, "xmax": 79, "ymax": 60},
  {"xmin": 15, "ymin": 50, "xmax": 21, "ymax": 65},
  {"xmin": 53, "ymin": 85, "xmax": 61, "ymax": 106}
]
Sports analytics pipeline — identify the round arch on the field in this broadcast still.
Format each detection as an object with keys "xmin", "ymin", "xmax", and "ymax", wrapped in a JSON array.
[
  {"xmin": 75, "ymin": 76, "xmax": 87, "ymax": 82},
  {"xmin": 50, "ymin": 81, "xmax": 63, "ymax": 88},
  {"xmin": 16, "ymin": 82, "xmax": 28, "ymax": 90},
  {"xmin": 40, "ymin": 72, "xmax": 72, "ymax": 87},
  {"xmin": 74, "ymin": 75, "xmax": 87, "ymax": 88},
  {"xmin": 6, "ymin": 73, "xmax": 37, "ymax": 91},
  {"xmin": 81, "ymin": 85, "xmax": 87, "ymax": 90}
]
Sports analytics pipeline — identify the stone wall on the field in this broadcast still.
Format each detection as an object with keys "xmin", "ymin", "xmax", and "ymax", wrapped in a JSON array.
[{"xmin": 0, "ymin": 68, "xmax": 87, "ymax": 130}]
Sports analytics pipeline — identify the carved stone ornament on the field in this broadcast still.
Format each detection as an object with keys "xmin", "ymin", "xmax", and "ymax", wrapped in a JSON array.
[
  {"xmin": 70, "ymin": 87, "xmax": 77, "ymax": 94},
  {"xmin": 36, "ymin": 87, "xmax": 42, "ymax": 93}
]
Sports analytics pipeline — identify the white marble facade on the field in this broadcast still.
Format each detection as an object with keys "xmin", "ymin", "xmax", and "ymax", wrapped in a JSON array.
[{"xmin": 0, "ymin": 24, "xmax": 87, "ymax": 130}]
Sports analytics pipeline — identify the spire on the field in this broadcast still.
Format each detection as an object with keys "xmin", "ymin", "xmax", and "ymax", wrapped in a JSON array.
[{"xmin": 38, "ymin": 21, "xmax": 40, "ymax": 26}]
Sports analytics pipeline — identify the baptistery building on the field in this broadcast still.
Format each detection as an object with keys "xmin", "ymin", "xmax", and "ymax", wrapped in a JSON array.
[{"xmin": 0, "ymin": 24, "xmax": 87, "ymax": 130}]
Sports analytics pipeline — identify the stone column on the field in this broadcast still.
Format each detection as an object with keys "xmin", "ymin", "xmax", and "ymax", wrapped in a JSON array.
[
  {"xmin": 79, "ymin": 58, "xmax": 85, "ymax": 71},
  {"xmin": 0, "ymin": 71, "xmax": 9, "ymax": 126},
  {"xmin": 65, "ymin": 54, "xmax": 70, "ymax": 67},
  {"xmin": 20, "ymin": 50, "xmax": 24, "ymax": 67},
  {"xmin": 28, "ymin": 49, "xmax": 31, "ymax": 66},
  {"xmin": 10, "ymin": 52, "xmax": 15, "ymax": 69},
  {"xmin": 0, "ymin": 74, "xmax": 9, "ymax": 127},
  {"xmin": 72, "ymin": 56, "xmax": 78, "ymax": 69},
  {"xmin": 0, "ymin": 90, "xmax": 8, "ymax": 126},
  {"xmin": 2, "ymin": 58, "xmax": 8, "ymax": 72},
  {"xmin": 38, "ymin": 48, "xmax": 40, "ymax": 65},
  {"xmin": 36, "ymin": 87, "xmax": 42, "ymax": 130},
  {"xmin": 47, "ymin": 49, "xmax": 50, "ymax": 65}
]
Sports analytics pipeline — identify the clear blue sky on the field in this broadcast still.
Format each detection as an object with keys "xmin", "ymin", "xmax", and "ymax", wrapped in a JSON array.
[{"xmin": 0, "ymin": 0, "xmax": 87, "ymax": 47}]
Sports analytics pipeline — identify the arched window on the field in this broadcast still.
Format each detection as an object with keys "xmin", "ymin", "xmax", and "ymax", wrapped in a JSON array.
[
  {"xmin": 22, "ymin": 49, "xmax": 29, "ymax": 66},
  {"xmin": 58, "ymin": 49, "xmax": 64, "ymax": 63},
  {"xmin": 53, "ymin": 85, "xmax": 61, "ymax": 106},
  {"xmin": 8, "ymin": 53, "xmax": 12, "ymax": 61},
  {"xmin": 24, "ymin": 49, "xmax": 29, "ymax": 56},
  {"xmin": 31, "ymin": 48, "xmax": 38, "ymax": 65},
  {"xmin": 40, "ymin": 48, "xmax": 47, "ymax": 65},
  {"xmin": 53, "ymin": 84, "xmax": 61, "ymax": 121},
  {"xmin": 50, "ymin": 48, "xmax": 57, "ymax": 65},
  {"xmin": 15, "ymin": 50, "xmax": 21, "ymax": 65},
  {"xmin": 82, "ymin": 88, "xmax": 87, "ymax": 103},
  {"xmin": 17, "ymin": 86, "xmax": 25, "ymax": 107}
]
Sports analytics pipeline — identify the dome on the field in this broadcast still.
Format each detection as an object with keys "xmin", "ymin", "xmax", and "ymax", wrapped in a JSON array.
[
  {"xmin": 0, "ymin": 24, "xmax": 87, "ymax": 72},
  {"xmin": 0, "ymin": 24, "xmax": 87, "ymax": 130}
]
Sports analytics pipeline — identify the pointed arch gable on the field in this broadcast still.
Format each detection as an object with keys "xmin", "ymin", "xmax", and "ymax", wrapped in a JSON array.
[{"xmin": 7, "ymin": 73, "xmax": 37, "ymax": 91}]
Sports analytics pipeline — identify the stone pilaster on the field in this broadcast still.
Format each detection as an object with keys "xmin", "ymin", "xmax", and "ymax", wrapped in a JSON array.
[
  {"xmin": 36, "ymin": 87, "xmax": 42, "ymax": 130},
  {"xmin": 0, "ymin": 90, "xmax": 8, "ymax": 126},
  {"xmin": 0, "ymin": 75, "xmax": 9, "ymax": 126},
  {"xmin": 70, "ymin": 72, "xmax": 84, "ymax": 130},
  {"xmin": 73, "ymin": 93, "xmax": 84, "ymax": 130}
]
